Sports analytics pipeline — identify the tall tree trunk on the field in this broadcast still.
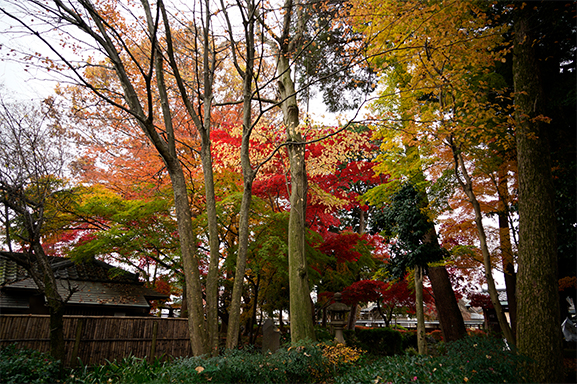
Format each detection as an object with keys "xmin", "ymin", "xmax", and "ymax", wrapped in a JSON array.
[
  {"xmin": 414, "ymin": 159, "xmax": 466, "ymax": 342},
  {"xmin": 200, "ymin": 137, "xmax": 221, "ymax": 356},
  {"xmin": 497, "ymin": 166, "xmax": 517, "ymax": 344},
  {"xmin": 278, "ymin": 52, "xmax": 315, "ymax": 343},
  {"xmin": 151, "ymin": 17, "xmax": 212, "ymax": 353},
  {"xmin": 30, "ymin": 243, "xmax": 67, "ymax": 364},
  {"xmin": 415, "ymin": 264, "xmax": 427, "ymax": 355},
  {"xmin": 513, "ymin": 8, "xmax": 563, "ymax": 382},
  {"xmin": 167, "ymin": 167, "xmax": 209, "ymax": 355},
  {"xmin": 450, "ymin": 140, "xmax": 515, "ymax": 347},
  {"xmin": 47, "ymin": 302, "xmax": 66, "ymax": 364},
  {"xmin": 41, "ymin": 267, "xmax": 66, "ymax": 363},
  {"xmin": 199, "ymin": 0, "xmax": 221, "ymax": 356},
  {"xmin": 225, "ymin": 0, "xmax": 257, "ymax": 348},
  {"xmin": 427, "ymin": 266, "xmax": 466, "ymax": 342}
]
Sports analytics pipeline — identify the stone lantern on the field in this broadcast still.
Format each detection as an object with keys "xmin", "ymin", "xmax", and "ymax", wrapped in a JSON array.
[{"xmin": 327, "ymin": 292, "xmax": 350, "ymax": 344}]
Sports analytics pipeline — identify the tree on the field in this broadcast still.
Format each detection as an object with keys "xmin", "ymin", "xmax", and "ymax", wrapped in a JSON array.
[
  {"xmin": 63, "ymin": 185, "xmax": 182, "ymax": 294},
  {"xmin": 512, "ymin": 3, "xmax": 564, "ymax": 381},
  {"xmin": 0, "ymin": 0, "xmax": 224, "ymax": 355},
  {"xmin": 377, "ymin": 183, "xmax": 446, "ymax": 354},
  {"xmin": 342, "ymin": 278, "xmax": 421, "ymax": 328},
  {"xmin": 271, "ymin": 0, "xmax": 316, "ymax": 342},
  {"xmin": 0, "ymin": 96, "xmax": 74, "ymax": 363},
  {"xmin": 257, "ymin": 0, "xmax": 377, "ymax": 343},
  {"xmin": 353, "ymin": 0, "xmax": 516, "ymax": 344}
]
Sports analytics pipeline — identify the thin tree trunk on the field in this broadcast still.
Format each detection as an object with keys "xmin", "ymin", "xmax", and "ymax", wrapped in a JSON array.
[
  {"xmin": 347, "ymin": 303, "xmax": 357, "ymax": 330},
  {"xmin": 180, "ymin": 282, "xmax": 188, "ymax": 318},
  {"xmin": 30, "ymin": 243, "xmax": 67, "ymax": 363},
  {"xmin": 415, "ymin": 264, "xmax": 427, "ymax": 355},
  {"xmin": 347, "ymin": 209, "xmax": 366, "ymax": 330},
  {"xmin": 249, "ymin": 274, "xmax": 261, "ymax": 345},
  {"xmin": 41, "ymin": 271, "xmax": 66, "ymax": 362},
  {"xmin": 450, "ymin": 142, "xmax": 515, "ymax": 346},
  {"xmin": 148, "ymin": 9, "xmax": 211, "ymax": 353},
  {"xmin": 225, "ymin": 0, "xmax": 257, "ymax": 349},
  {"xmin": 376, "ymin": 300, "xmax": 390, "ymax": 328},
  {"xmin": 513, "ymin": 7, "xmax": 563, "ymax": 382},
  {"xmin": 497, "ymin": 166, "xmax": 517, "ymax": 344},
  {"xmin": 200, "ymin": 0, "xmax": 221, "ymax": 355}
]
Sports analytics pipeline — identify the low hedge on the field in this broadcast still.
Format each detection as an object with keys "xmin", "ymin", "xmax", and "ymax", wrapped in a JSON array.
[
  {"xmin": 335, "ymin": 335, "xmax": 530, "ymax": 384},
  {"xmin": 0, "ymin": 344, "xmax": 61, "ymax": 384},
  {"xmin": 399, "ymin": 329, "xmax": 418, "ymax": 350},
  {"xmin": 344, "ymin": 327, "xmax": 403, "ymax": 356}
]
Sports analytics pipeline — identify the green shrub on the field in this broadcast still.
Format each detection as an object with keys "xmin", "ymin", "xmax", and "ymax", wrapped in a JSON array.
[
  {"xmin": 66, "ymin": 355, "xmax": 165, "ymax": 384},
  {"xmin": 334, "ymin": 335, "xmax": 530, "ymax": 384},
  {"xmin": 441, "ymin": 334, "xmax": 530, "ymax": 383},
  {"xmin": 344, "ymin": 328, "xmax": 403, "ymax": 356},
  {"xmin": 153, "ymin": 343, "xmax": 331, "ymax": 384},
  {"xmin": 400, "ymin": 329, "xmax": 418, "ymax": 350},
  {"xmin": 315, "ymin": 325, "xmax": 334, "ymax": 343},
  {"xmin": 0, "ymin": 344, "xmax": 61, "ymax": 384}
]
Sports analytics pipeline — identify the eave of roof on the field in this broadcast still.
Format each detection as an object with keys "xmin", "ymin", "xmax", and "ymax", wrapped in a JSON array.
[
  {"xmin": 1, "ymin": 278, "xmax": 166, "ymax": 308},
  {"xmin": 1, "ymin": 256, "xmax": 169, "ymax": 308}
]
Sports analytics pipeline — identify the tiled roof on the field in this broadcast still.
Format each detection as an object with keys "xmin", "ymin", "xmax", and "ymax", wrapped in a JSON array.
[
  {"xmin": 0, "ymin": 257, "xmax": 26, "ymax": 285},
  {"xmin": 0, "ymin": 256, "xmax": 139, "ymax": 286},
  {"xmin": 0, "ymin": 256, "xmax": 169, "ymax": 310}
]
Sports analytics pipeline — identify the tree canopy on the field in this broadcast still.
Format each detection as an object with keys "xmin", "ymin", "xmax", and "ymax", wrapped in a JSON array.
[{"xmin": 0, "ymin": 1, "xmax": 574, "ymax": 377}]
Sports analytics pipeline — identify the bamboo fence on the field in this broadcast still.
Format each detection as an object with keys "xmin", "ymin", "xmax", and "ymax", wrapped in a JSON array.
[{"xmin": 0, "ymin": 314, "xmax": 191, "ymax": 366}]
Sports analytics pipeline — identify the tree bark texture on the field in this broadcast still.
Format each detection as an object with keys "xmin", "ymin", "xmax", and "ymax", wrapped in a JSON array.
[
  {"xmin": 497, "ymin": 167, "xmax": 517, "ymax": 344},
  {"xmin": 416, "ymin": 164, "xmax": 466, "ymax": 342},
  {"xmin": 38, "ymin": 251, "xmax": 66, "ymax": 363},
  {"xmin": 513, "ymin": 8, "xmax": 563, "ymax": 382},
  {"xmin": 415, "ymin": 264, "xmax": 427, "ymax": 355},
  {"xmin": 226, "ymin": 1, "xmax": 258, "ymax": 347},
  {"xmin": 278, "ymin": 53, "xmax": 315, "ymax": 343},
  {"xmin": 167, "ymin": 167, "xmax": 210, "ymax": 355},
  {"xmin": 427, "ymin": 266, "xmax": 466, "ymax": 342},
  {"xmin": 200, "ymin": 132, "xmax": 221, "ymax": 356}
]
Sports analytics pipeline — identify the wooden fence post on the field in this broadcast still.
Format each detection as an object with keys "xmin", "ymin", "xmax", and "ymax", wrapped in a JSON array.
[
  {"xmin": 149, "ymin": 321, "xmax": 159, "ymax": 363},
  {"xmin": 71, "ymin": 318, "xmax": 84, "ymax": 368}
]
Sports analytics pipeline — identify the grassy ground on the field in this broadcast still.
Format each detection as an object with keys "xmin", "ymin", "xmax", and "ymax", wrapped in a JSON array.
[{"xmin": 1, "ymin": 334, "xmax": 574, "ymax": 384}]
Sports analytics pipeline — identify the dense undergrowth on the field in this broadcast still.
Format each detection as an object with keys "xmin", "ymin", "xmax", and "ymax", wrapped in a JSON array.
[{"xmin": 0, "ymin": 333, "xmax": 537, "ymax": 384}]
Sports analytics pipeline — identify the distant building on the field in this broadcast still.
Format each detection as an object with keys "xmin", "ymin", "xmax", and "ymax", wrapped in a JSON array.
[
  {"xmin": 0, "ymin": 256, "xmax": 168, "ymax": 316},
  {"xmin": 356, "ymin": 300, "xmax": 484, "ymax": 330}
]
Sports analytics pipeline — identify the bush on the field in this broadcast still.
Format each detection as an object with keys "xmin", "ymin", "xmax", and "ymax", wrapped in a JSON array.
[
  {"xmin": 429, "ymin": 329, "xmax": 443, "ymax": 341},
  {"xmin": 153, "ymin": 343, "xmax": 332, "ymax": 384},
  {"xmin": 334, "ymin": 335, "xmax": 530, "ymax": 384},
  {"xmin": 67, "ymin": 355, "xmax": 165, "ymax": 384},
  {"xmin": 314, "ymin": 325, "xmax": 334, "ymax": 343},
  {"xmin": 441, "ymin": 334, "xmax": 530, "ymax": 383},
  {"xmin": 0, "ymin": 344, "xmax": 61, "ymax": 384},
  {"xmin": 322, "ymin": 343, "xmax": 364, "ymax": 374},
  {"xmin": 399, "ymin": 329, "xmax": 418, "ymax": 351},
  {"xmin": 345, "ymin": 328, "xmax": 403, "ymax": 356}
]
